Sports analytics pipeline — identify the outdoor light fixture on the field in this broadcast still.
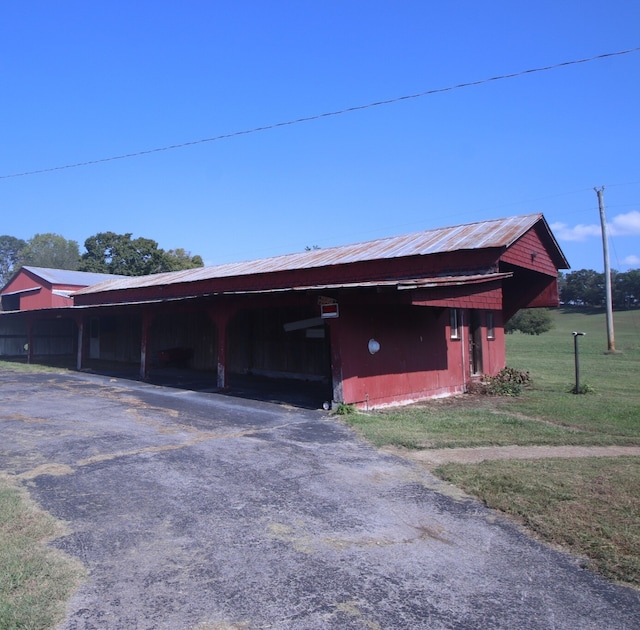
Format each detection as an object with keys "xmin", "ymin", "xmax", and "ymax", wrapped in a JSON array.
[{"xmin": 368, "ymin": 339, "xmax": 380, "ymax": 355}]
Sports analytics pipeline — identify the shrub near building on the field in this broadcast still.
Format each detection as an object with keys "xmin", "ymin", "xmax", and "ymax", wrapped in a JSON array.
[{"xmin": 505, "ymin": 309, "xmax": 554, "ymax": 336}]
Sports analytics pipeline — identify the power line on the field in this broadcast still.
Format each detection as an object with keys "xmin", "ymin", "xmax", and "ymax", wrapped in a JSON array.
[{"xmin": 2, "ymin": 46, "xmax": 639, "ymax": 180}]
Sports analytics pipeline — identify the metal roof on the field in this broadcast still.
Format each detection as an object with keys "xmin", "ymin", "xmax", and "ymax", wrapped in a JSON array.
[
  {"xmin": 22, "ymin": 266, "xmax": 127, "ymax": 287},
  {"xmin": 209, "ymin": 271, "xmax": 513, "ymax": 296},
  {"xmin": 74, "ymin": 214, "xmax": 563, "ymax": 296}
]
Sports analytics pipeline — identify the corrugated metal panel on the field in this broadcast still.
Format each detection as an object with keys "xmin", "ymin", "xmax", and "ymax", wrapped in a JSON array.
[
  {"xmin": 74, "ymin": 214, "xmax": 544, "ymax": 296},
  {"xmin": 23, "ymin": 267, "xmax": 127, "ymax": 287},
  {"xmin": 212, "ymin": 272, "xmax": 511, "ymax": 295}
]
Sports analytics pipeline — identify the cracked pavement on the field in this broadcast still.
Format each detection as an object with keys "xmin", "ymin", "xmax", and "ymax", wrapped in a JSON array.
[{"xmin": 1, "ymin": 369, "xmax": 638, "ymax": 629}]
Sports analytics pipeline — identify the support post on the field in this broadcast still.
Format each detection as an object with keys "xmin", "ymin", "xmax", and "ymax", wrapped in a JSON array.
[
  {"xmin": 75, "ymin": 316, "xmax": 84, "ymax": 371},
  {"xmin": 207, "ymin": 304, "xmax": 233, "ymax": 390},
  {"xmin": 328, "ymin": 318, "xmax": 344, "ymax": 406},
  {"xmin": 140, "ymin": 311, "xmax": 152, "ymax": 380},
  {"xmin": 572, "ymin": 331, "xmax": 585, "ymax": 393},
  {"xmin": 217, "ymin": 318, "xmax": 228, "ymax": 389},
  {"xmin": 26, "ymin": 318, "xmax": 34, "ymax": 365},
  {"xmin": 595, "ymin": 187, "xmax": 616, "ymax": 353}
]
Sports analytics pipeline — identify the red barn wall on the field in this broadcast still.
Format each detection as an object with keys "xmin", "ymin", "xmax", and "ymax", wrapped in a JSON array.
[
  {"xmin": 2, "ymin": 270, "xmax": 39, "ymax": 294},
  {"xmin": 332, "ymin": 304, "xmax": 464, "ymax": 408},
  {"xmin": 501, "ymin": 229, "xmax": 558, "ymax": 275},
  {"xmin": 330, "ymin": 302, "xmax": 506, "ymax": 409},
  {"xmin": 1, "ymin": 270, "xmax": 78, "ymax": 310},
  {"xmin": 479, "ymin": 309, "xmax": 505, "ymax": 376},
  {"xmin": 2, "ymin": 270, "xmax": 44, "ymax": 310},
  {"xmin": 18, "ymin": 287, "xmax": 74, "ymax": 310},
  {"xmin": 411, "ymin": 283, "xmax": 503, "ymax": 309},
  {"xmin": 18, "ymin": 289, "xmax": 50, "ymax": 310}
]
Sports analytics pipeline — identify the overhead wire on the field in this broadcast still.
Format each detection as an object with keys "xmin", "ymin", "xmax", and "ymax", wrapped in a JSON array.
[{"xmin": 1, "ymin": 46, "xmax": 639, "ymax": 180}]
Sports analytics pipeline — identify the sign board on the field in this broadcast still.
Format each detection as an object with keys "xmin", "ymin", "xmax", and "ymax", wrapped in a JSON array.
[{"xmin": 320, "ymin": 302, "xmax": 339, "ymax": 318}]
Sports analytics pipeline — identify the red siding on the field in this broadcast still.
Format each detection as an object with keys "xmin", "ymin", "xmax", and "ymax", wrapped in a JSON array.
[
  {"xmin": 20, "ymin": 289, "xmax": 53, "ymax": 310},
  {"xmin": 331, "ymin": 304, "xmax": 459, "ymax": 408},
  {"xmin": 411, "ymin": 284, "xmax": 503, "ymax": 309},
  {"xmin": 327, "ymin": 301, "xmax": 507, "ymax": 409},
  {"xmin": 501, "ymin": 228, "xmax": 558, "ymax": 276},
  {"xmin": 335, "ymin": 305, "xmax": 462, "ymax": 408},
  {"xmin": 2, "ymin": 269, "xmax": 43, "ymax": 294},
  {"xmin": 2, "ymin": 270, "xmax": 79, "ymax": 310},
  {"xmin": 481, "ymin": 310, "xmax": 505, "ymax": 376}
]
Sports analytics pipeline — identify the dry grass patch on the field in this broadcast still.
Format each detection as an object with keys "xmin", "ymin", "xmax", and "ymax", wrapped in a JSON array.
[
  {"xmin": 436, "ymin": 456, "xmax": 640, "ymax": 587},
  {"xmin": 0, "ymin": 359, "xmax": 67, "ymax": 374},
  {"xmin": 0, "ymin": 474, "xmax": 85, "ymax": 629}
]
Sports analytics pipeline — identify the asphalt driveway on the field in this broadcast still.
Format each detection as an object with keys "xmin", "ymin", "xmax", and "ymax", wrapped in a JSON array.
[{"xmin": 1, "ymin": 369, "xmax": 638, "ymax": 629}]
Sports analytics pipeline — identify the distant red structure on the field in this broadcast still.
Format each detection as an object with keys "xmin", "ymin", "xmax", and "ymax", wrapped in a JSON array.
[{"xmin": 1, "ymin": 267, "xmax": 123, "ymax": 311}]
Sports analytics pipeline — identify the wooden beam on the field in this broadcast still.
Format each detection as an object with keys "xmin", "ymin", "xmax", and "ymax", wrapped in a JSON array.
[{"xmin": 283, "ymin": 317, "xmax": 324, "ymax": 332}]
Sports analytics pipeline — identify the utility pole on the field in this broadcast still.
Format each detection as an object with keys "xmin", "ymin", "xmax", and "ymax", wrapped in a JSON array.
[{"xmin": 595, "ymin": 186, "xmax": 616, "ymax": 353}]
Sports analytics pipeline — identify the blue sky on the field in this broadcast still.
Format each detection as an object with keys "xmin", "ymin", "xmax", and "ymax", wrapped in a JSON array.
[{"xmin": 1, "ymin": 1, "xmax": 639, "ymax": 272}]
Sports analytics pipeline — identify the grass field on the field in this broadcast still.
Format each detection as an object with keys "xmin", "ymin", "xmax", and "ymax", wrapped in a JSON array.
[
  {"xmin": 346, "ymin": 308, "xmax": 640, "ymax": 587},
  {"xmin": 506, "ymin": 309, "xmax": 640, "ymax": 438}
]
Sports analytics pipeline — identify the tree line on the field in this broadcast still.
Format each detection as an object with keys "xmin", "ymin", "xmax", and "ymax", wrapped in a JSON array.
[
  {"xmin": 559, "ymin": 269, "xmax": 640, "ymax": 309},
  {"xmin": 0, "ymin": 232, "xmax": 204, "ymax": 286}
]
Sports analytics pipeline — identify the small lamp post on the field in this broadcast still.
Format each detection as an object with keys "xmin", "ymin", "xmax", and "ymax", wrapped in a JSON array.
[{"xmin": 572, "ymin": 332, "xmax": 586, "ymax": 394}]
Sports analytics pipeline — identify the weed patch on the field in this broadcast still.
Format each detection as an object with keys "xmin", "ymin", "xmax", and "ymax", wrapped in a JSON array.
[{"xmin": 469, "ymin": 367, "xmax": 532, "ymax": 397}]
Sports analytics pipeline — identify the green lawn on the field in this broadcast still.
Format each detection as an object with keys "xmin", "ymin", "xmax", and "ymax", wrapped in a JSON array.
[
  {"xmin": 346, "ymin": 308, "xmax": 640, "ymax": 586},
  {"xmin": 506, "ymin": 309, "xmax": 640, "ymax": 438}
]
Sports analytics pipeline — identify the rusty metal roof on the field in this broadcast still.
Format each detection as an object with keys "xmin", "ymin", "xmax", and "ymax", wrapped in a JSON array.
[{"xmin": 74, "ymin": 214, "xmax": 561, "ymax": 296}]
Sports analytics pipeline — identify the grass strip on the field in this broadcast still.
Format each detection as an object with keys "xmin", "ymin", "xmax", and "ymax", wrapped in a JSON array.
[
  {"xmin": 435, "ymin": 457, "xmax": 640, "ymax": 587},
  {"xmin": 0, "ymin": 360, "xmax": 67, "ymax": 374},
  {"xmin": 0, "ymin": 475, "xmax": 85, "ymax": 629},
  {"xmin": 345, "ymin": 400, "xmax": 640, "ymax": 449}
]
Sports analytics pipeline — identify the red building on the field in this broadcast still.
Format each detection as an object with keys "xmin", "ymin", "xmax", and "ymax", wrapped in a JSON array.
[
  {"xmin": 0, "ymin": 215, "xmax": 568, "ymax": 409},
  {"xmin": 1, "ymin": 266, "xmax": 124, "ymax": 311}
]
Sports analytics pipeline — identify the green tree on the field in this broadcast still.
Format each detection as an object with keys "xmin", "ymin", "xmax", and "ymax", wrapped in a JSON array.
[
  {"xmin": 79, "ymin": 232, "xmax": 169, "ymax": 276},
  {"xmin": 561, "ymin": 269, "xmax": 605, "ymax": 307},
  {"xmin": 0, "ymin": 235, "xmax": 27, "ymax": 286},
  {"xmin": 614, "ymin": 269, "xmax": 640, "ymax": 309},
  {"xmin": 163, "ymin": 248, "xmax": 204, "ymax": 272},
  {"xmin": 79, "ymin": 233, "xmax": 204, "ymax": 276},
  {"xmin": 505, "ymin": 309, "xmax": 554, "ymax": 335},
  {"xmin": 20, "ymin": 233, "xmax": 80, "ymax": 270}
]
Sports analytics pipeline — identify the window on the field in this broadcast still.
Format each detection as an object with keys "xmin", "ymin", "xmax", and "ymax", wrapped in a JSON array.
[
  {"xmin": 486, "ymin": 312, "xmax": 495, "ymax": 340},
  {"xmin": 450, "ymin": 308, "xmax": 462, "ymax": 340}
]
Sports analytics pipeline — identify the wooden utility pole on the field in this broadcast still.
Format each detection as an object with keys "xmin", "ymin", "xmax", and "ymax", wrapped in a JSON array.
[{"xmin": 595, "ymin": 186, "xmax": 616, "ymax": 353}]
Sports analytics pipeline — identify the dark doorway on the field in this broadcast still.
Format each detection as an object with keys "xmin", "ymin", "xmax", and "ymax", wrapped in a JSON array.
[{"xmin": 469, "ymin": 309, "xmax": 483, "ymax": 375}]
